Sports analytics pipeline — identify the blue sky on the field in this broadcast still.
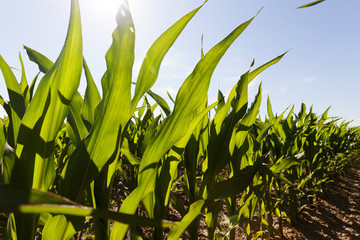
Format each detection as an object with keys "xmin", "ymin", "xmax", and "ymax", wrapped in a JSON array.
[{"xmin": 0, "ymin": 0, "xmax": 359, "ymax": 125}]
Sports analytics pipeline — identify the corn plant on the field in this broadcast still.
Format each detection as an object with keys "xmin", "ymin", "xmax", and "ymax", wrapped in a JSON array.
[{"xmin": 232, "ymin": 100, "xmax": 359, "ymax": 239}]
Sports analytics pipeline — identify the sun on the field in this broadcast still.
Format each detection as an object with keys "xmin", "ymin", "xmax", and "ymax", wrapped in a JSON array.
[
  {"xmin": 82, "ymin": 0, "xmax": 128, "ymax": 19},
  {"xmin": 98, "ymin": 0, "xmax": 127, "ymax": 12}
]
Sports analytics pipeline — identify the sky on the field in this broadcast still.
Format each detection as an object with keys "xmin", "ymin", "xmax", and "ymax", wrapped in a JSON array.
[{"xmin": 0, "ymin": 0, "xmax": 359, "ymax": 125}]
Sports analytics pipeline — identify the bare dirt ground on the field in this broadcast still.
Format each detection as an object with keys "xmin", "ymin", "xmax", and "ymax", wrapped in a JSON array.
[{"xmin": 280, "ymin": 161, "xmax": 360, "ymax": 240}]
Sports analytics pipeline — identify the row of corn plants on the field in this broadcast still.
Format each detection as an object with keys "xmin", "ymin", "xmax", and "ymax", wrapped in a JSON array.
[
  {"xmin": 230, "ymin": 100, "xmax": 360, "ymax": 239},
  {"xmin": 0, "ymin": 0, "xmax": 358, "ymax": 239}
]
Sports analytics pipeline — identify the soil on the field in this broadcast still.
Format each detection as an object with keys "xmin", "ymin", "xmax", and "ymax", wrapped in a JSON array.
[{"xmin": 278, "ymin": 161, "xmax": 360, "ymax": 240}]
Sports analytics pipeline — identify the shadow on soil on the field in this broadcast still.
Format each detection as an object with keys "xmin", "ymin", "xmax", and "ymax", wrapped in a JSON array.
[{"xmin": 291, "ymin": 161, "xmax": 360, "ymax": 240}]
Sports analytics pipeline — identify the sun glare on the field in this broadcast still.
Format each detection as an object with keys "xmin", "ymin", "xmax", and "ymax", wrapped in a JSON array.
[{"xmin": 83, "ymin": 0, "xmax": 127, "ymax": 18}]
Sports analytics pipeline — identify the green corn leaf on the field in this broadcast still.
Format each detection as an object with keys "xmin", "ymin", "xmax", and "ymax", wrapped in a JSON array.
[
  {"xmin": 60, "ymin": 1, "xmax": 134, "ymax": 201},
  {"xmin": 274, "ymin": 118, "xmax": 287, "ymax": 142},
  {"xmin": 15, "ymin": 205, "xmax": 175, "ymax": 228},
  {"xmin": 42, "ymin": 215, "xmax": 76, "ymax": 239},
  {"xmin": 11, "ymin": 0, "xmax": 82, "ymax": 190},
  {"xmin": 319, "ymin": 107, "xmax": 330, "ymax": 125},
  {"xmin": 19, "ymin": 53, "xmax": 30, "ymax": 108},
  {"xmin": 183, "ymin": 134, "xmax": 204, "ymax": 203},
  {"xmin": 67, "ymin": 91, "xmax": 88, "ymax": 146},
  {"xmin": 0, "ymin": 118, "xmax": 4, "ymax": 157},
  {"xmin": 92, "ymin": 158, "xmax": 119, "ymax": 239},
  {"xmin": 285, "ymin": 105, "xmax": 295, "ymax": 131},
  {"xmin": 121, "ymin": 147, "xmax": 141, "ymax": 165},
  {"xmin": 298, "ymin": 103, "xmax": 307, "ymax": 121},
  {"xmin": 147, "ymin": 90, "xmax": 171, "ymax": 116},
  {"xmin": 286, "ymin": 105, "xmax": 295, "ymax": 122},
  {"xmin": 112, "ymin": 11, "xmax": 257, "ymax": 239},
  {"xmin": 237, "ymin": 192, "xmax": 258, "ymax": 222},
  {"xmin": 213, "ymin": 86, "xmax": 236, "ymax": 134},
  {"xmin": 232, "ymin": 72, "xmax": 250, "ymax": 115},
  {"xmin": 22, "ymin": 45, "xmax": 53, "ymax": 102},
  {"xmin": 131, "ymin": 3, "xmax": 204, "ymax": 113},
  {"xmin": 202, "ymin": 73, "xmax": 250, "ymax": 190},
  {"xmin": 298, "ymin": 0, "xmax": 325, "ymax": 9},
  {"xmin": 298, "ymin": 176, "xmax": 312, "ymax": 189},
  {"xmin": 22, "ymin": 50, "xmax": 100, "ymax": 133},
  {"xmin": 267, "ymin": 96, "xmax": 275, "ymax": 120},
  {"xmin": 167, "ymin": 200, "xmax": 205, "ymax": 240},
  {"xmin": 212, "ymin": 71, "xmax": 249, "ymax": 136},
  {"xmin": 201, "ymin": 34, "xmax": 205, "ymax": 58},
  {"xmin": 167, "ymin": 91, "xmax": 175, "ymax": 104},
  {"xmin": 142, "ymin": 191, "xmax": 156, "ymax": 220},
  {"xmin": 0, "ymin": 56, "xmax": 26, "ymax": 116},
  {"xmin": 29, "ymin": 73, "xmax": 40, "ymax": 101},
  {"xmin": 248, "ymin": 52, "xmax": 287, "ymax": 83},
  {"xmin": 137, "ymin": 97, "xmax": 147, "ymax": 119},
  {"xmin": 0, "ymin": 119, "xmax": 6, "ymax": 183},
  {"xmin": 0, "ymin": 184, "xmax": 75, "ymax": 206},
  {"xmin": 175, "ymin": 101, "xmax": 218, "ymax": 148},
  {"xmin": 0, "ymin": 55, "xmax": 26, "ymax": 146},
  {"xmin": 169, "ymin": 192, "xmax": 187, "ymax": 217},
  {"xmin": 140, "ymin": 115, "xmax": 161, "ymax": 154},
  {"xmin": 0, "ymin": 143, "xmax": 15, "ymax": 184},
  {"xmin": 255, "ymin": 122, "xmax": 273, "ymax": 143},
  {"xmin": 259, "ymin": 165, "xmax": 293, "ymax": 186},
  {"xmin": 0, "ymin": 96, "xmax": 11, "ymax": 118},
  {"xmin": 205, "ymin": 203, "xmax": 219, "ymax": 240},
  {"xmin": 0, "ymin": 184, "xmax": 176, "ymax": 228},
  {"xmin": 150, "ymin": 100, "xmax": 216, "ymax": 226},
  {"xmin": 23, "ymin": 45, "xmax": 54, "ymax": 74},
  {"xmin": 233, "ymin": 83, "xmax": 262, "ymax": 149},
  {"xmin": 271, "ymin": 106, "xmax": 290, "ymax": 139},
  {"xmin": 270, "ymin": 155, "xmax": 300, "ymax": 173},
  {"xmin": 81, "ymin": 58, "xmax": 101, "ymax": 128},
  {"xmin": 207, "ymin": 165, "xmax": 257, "ymax": 200},
  {"xmin": 217, "ymin": 90, "xmax": 225, "ymax": 111}
]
